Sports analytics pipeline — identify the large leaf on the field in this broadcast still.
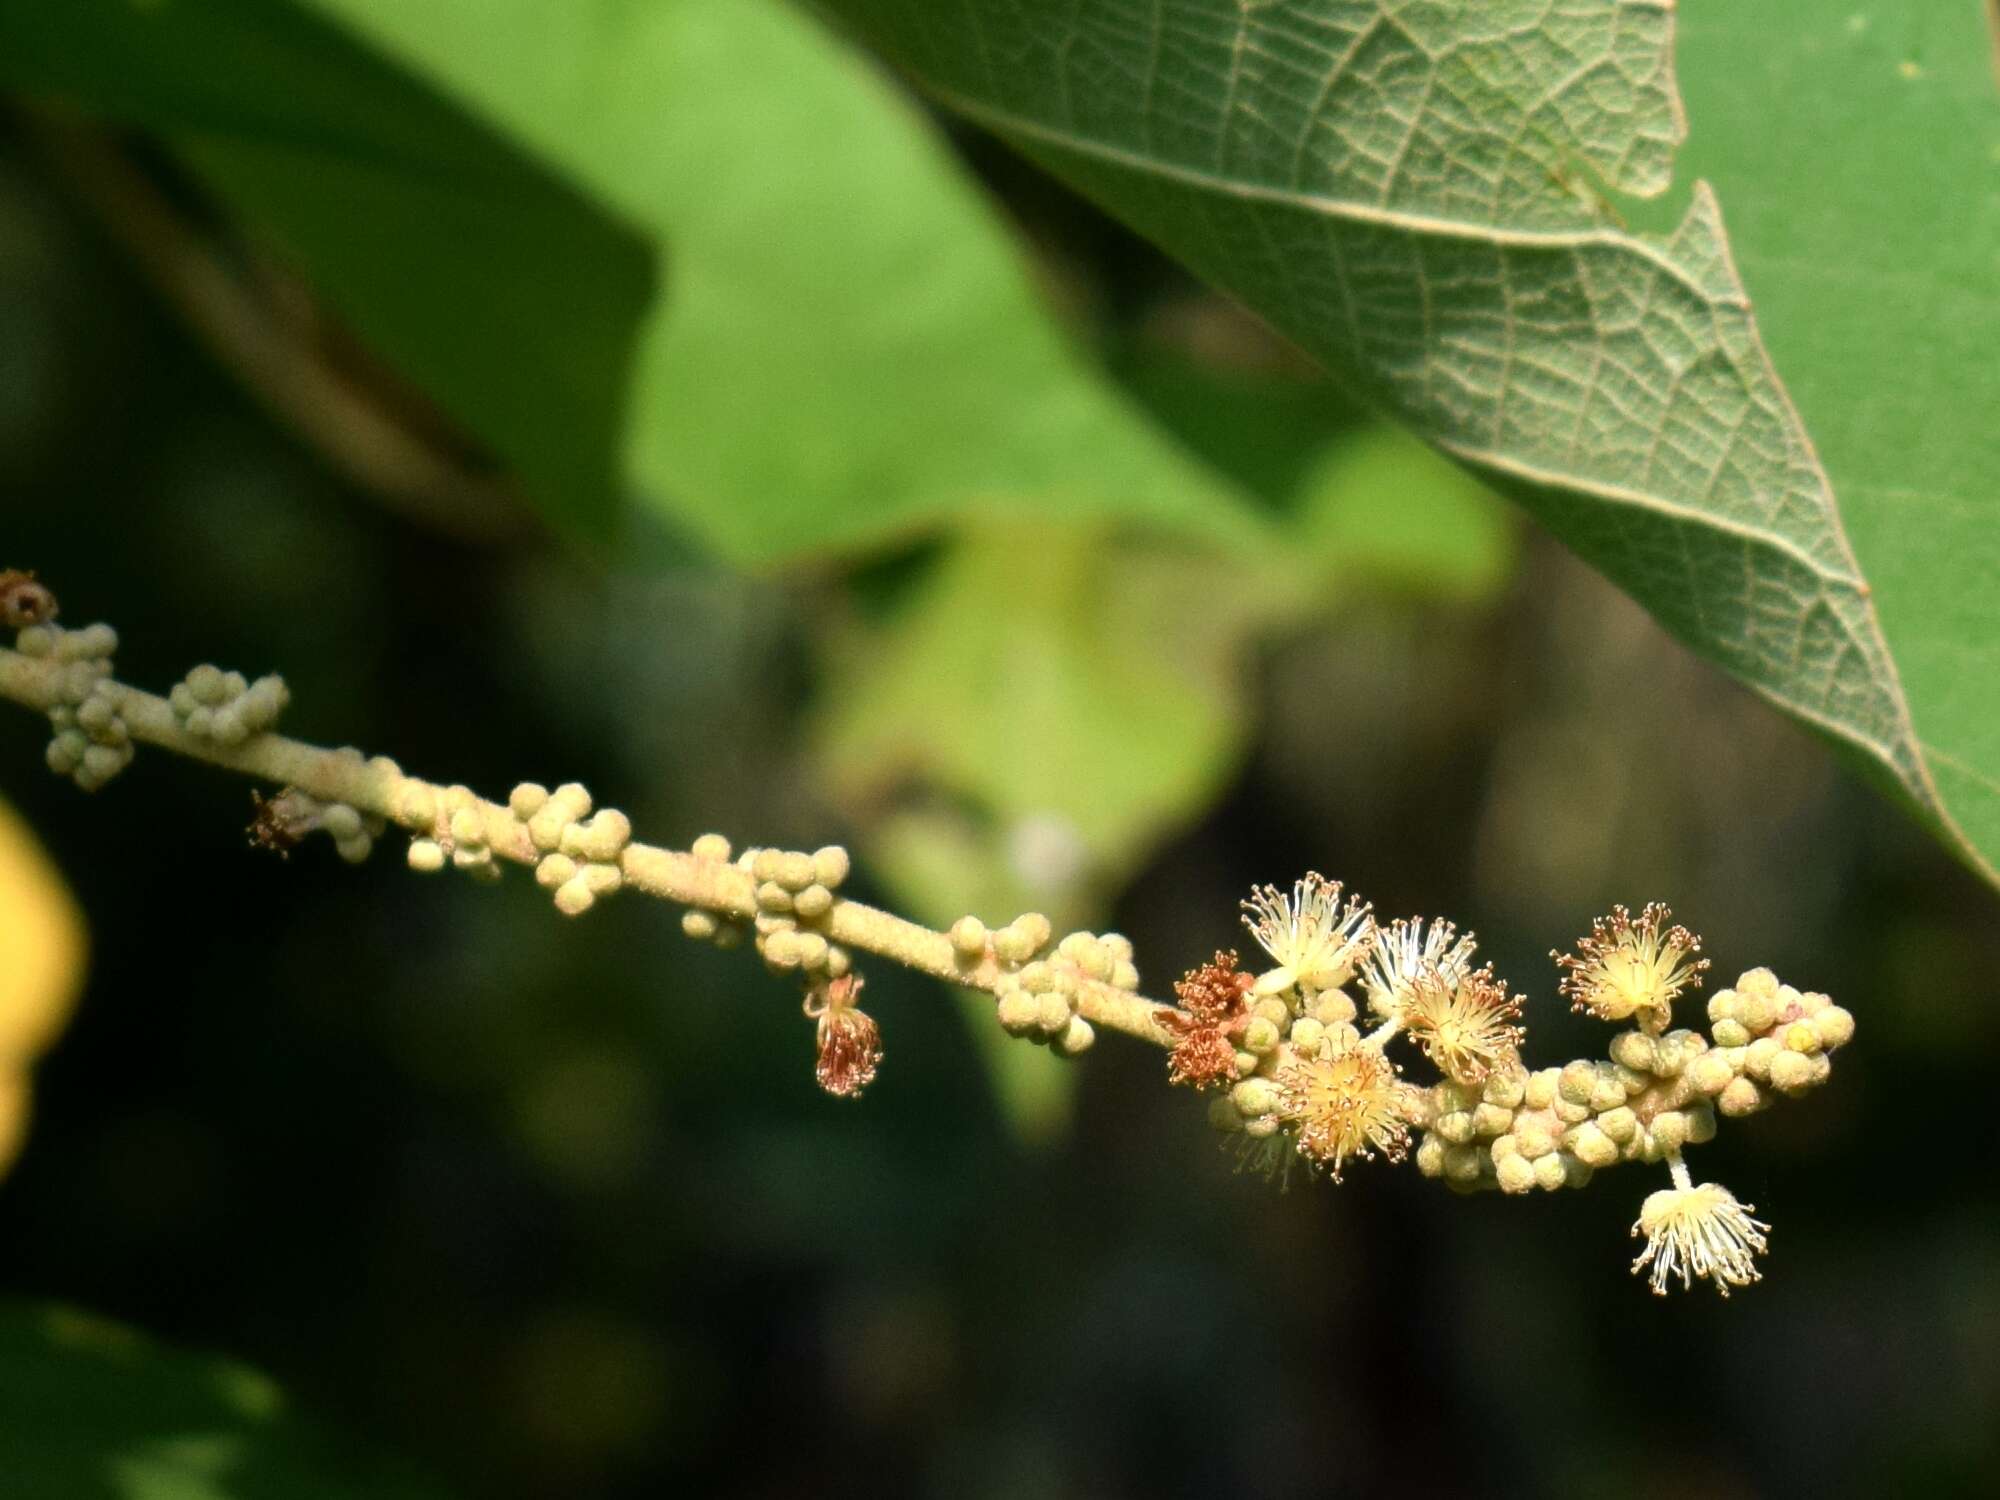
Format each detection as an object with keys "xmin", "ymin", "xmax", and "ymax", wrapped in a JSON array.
[
  {"xmin": 0, "ymin": 1304, "xmax": 445, "ymax": 1498},
  {"xmin": 813, "ymin": 0, "xmax": 2000, "ymax": 887},
  {"xmin": 286, "ymin": 0, "xmax": 1271, "ymax": 560},
  {"xmin": 0, "ymin": 1, "xmax": 655, "ymax": 538},
  {"xmin": 1665, "ymin": 1, "xmax": 2000, "ymax": 881}
]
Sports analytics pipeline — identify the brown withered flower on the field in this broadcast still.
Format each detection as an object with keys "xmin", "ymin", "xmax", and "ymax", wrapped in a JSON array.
[
  {"xmin": 1157, "ymin": 950, "xmax": 1252, "ymax": 1090},
  {"xmin": 805, "ymin": 973, "xmax": 882, "ymax": 1099},
  {"xmin": 246, "ymin": 788, "xmax": 313, "ymax": 858},
  {"xmin": 0, "ymin": 569, "xmax": 58, "ymax": 629}
]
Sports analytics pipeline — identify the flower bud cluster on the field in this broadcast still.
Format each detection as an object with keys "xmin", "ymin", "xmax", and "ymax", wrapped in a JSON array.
[
  {"xmin": 993, "ymin": 923, "xmax": 1130, "ymax": 1058},
  {"xmin": 683, "ymin": 839, "xmax": 854, "ymax": 979},
  {"xmin": 167, "ymin": 664, "xmax": 289, "ymax": 745},
  {"xmin": 1699, "ymin": 966, "xmax": 1852, "ymax": 1113},
  {"xmin": 511, "ymin": 782, "xmax": 630, "ymax": 916},
  {"xmin": 19, "ymin": 622, "xmax": 131, "ymax": 791},
  {"xmin": 404, "ymin": 782, "xmax": 507, "ymax": 883}
]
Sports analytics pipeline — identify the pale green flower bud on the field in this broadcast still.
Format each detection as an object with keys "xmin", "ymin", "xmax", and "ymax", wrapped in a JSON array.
[
  {"xmin": 1597, "ymin": 1106, "xmax": 1638, "ymax": 1144},
  {"xmin": 1610, "ymin": 1031, "xmax": 1656, "ymax": 1073},
  {"xmin": 1415, "ymin": 1134, "xmax": 1446, "ymax": 1177},
  {"xmin": 681, "ymin": 909, "xmax": 719, "ymax": 941},
  {"xmin": 1690, "ymin": 1052, "xmax": 1736, "ymax": 1095},
  {"xmin": 948, "ymin": 916, "xmax": 988, "ymax": 959},
  {"xmin": 1472, "ymin": 1103, "xmax": 1514, "ymax": 1137},
  {"xmin": 1718, "ymin": 1077, "xmax": 1764, "ymax": 1117},
  {"xmin": 407, "ymin": 839, "xmax": 446, "ymax": 873},
  {"xmin": 1532, "ymin": 1153, "xmax": 1568, "ymax": 1191},
  {"xmin": 691, "ymin": 832, "xmax": 731, "ymax": 862},
  {"xmin": 1241, "ymin": 1017, "xmax": 1281, "ymax": 1055},
  {"xmin": 1287, "ymin": 1018, "xmax": 1326, "ymax": 1056},
  {"xmin": 792, "ymin": 883, "xmax": 834, "ymax": 921},
  {"xmin": 1496, "ymin": 1152, "xmax": 1537, "ymax": 1195},
  {"xmin": 1812, "ymin": 1005, "xmax": 1855, "ymax": 1051},
  {"xmin": 1558, "ymin": 1061, "xmax": 1596, "ymax": 1106},
  {"xmin": 1768, "ymin": 1050, "xmax": 1815, "ymax": 1095},
  {"xmin": 811, "ymin": 845, "xmax": 850, "ymax": 888},
  {"xmin": 1711, "ymin": 1018, "xmax": 1751, "ymax": 1048}
]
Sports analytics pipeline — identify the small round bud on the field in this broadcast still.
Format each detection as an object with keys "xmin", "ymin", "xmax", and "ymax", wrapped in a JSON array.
[
  {"xmin": 1035, "ymin": 991, "xmax": 1073, "ymax": 1036},
  {"xmin": 1513, "ymin": 1116, "xmax": 1556, "ymax": 1159},
  {"xmin": 1241, "ymin": 1017, "xmax": 1281, "ymax": 1055},
  {"xmin": 1589, "ymin": 1074, "xmax": 1629, "ymax": 1113},
  {"xmin": 449, "ymin": 808, "xmax": 485, "ymax": 847},
  {"xmin": 1415, "ymin": 1134, "xmax": 1446, "ymax": 1177},
  {"xmin": 1610, "ymin": 1031, "xmax": 1656, "ymax": 1073},
  {"xmin": 1242, "ymin": 1113, "xmax": 1281, "ymax": 1140},
  {"xmin": 1685, "ymin": 1101, "xmax": 1718, "ymax": 1144},
  {"xmin": 1311, "ymin": 990, "xmax": 1358, "ymax": 1026},
  {"xmin": 1436, "ymin": 1110, "xmax": 1476, "ymax": 1146},
  {"xmin": 1782, "ymin": 1021, "xmax": 1822, "ymax": 1056},
  {"xmin": 1532, "ymin": 1153, "xmax": 1569, "ymax": 1191},
  {"xmin": 219, "ymin": 669, "xmax": 247, "ymax": 699},
  {"xmin": 1742, "ymin": 1037, "xmax": 1780, "ymax": 1082},
  {"xmin": 509, "ymin": 782, "xmax": 548, "ymax": 821},
  {"xmin": 761, "ymin": 930, "xmax": 803, "ymax": 970},
  {"xmin": 322, "ymin": 804, "xmax": 363, "ymax": 840},
  {"xmin": 1557, "ymin": 1061, "xmax": 1596, "ymax": 1106},
  {"xmin": 1597, "ymin": 1105, "xmax": 1638, "ymax": 1144},
  {"xmin": 774, "ymin": 852, "xmax": 816, "ymax": 893},
  {"xmin": 1649, "ymin": 1111, "xmax": 1689, "ymax": 1153},
  {"xmin": 1562, "ymin": 1153, "xmax": 1593, "ymax": 1190},
  {"xmin": 1101, "ymin": 933, "xmax": 1133, "ymax": 963},
  {"xmin": 948, "ymin": 916, "xmax": 988, "ymax": 959},
  {"xmin": 1736, "ymin": 966, "xmax": 1779, "ymax": 999},
  {"xmin": 1690, "ymin": 1052, "xmax": 1736, "ymax": 1095},
  {"xmin": 1252, "ymin": 996, "xmax": 1291, "ymax": 1029},
  {"xmin": 1206, "ymin": 1095, "xmax": 1244, "ymax": 1134},
  {"xmin": 681, "ymin": 909, "xmax": 719, "ymax": 941},
  {"xmin": 1707, "ymin": 989, "xmax": 1740, "ymax": 1023},
  {"xmin": 1055, "ymin": 1016, "xmax": 1095, "ymax": 1057},
  {"xmin": 1553, "ymin": 1097, "xmax": 1591, "ymax": 1125},
  {"xmin": 794, "ymin": 932, "xmax": 830, "ymax": 971},
  {"xmin": 691, "ymin": 832, "xmax": 731, "ymax": 862},
  {"xmin": 1524, "ymin": 1069, "xmax": 1559, "ymax": 1110},
  {"xmin": 1738, "ymin": 990, "xmax": 1779, "ymax": 1035},
  {"xmin": 553, "ymin": 877, "xmax": 596, "ymax": 916},
  {"xmin": 407, "ymin": 839, "xmax": 446, "ymax": 873},
  {"xmin": 1496, "ymin": 1152, "xmax": 1537, "ymax": 1195},
  {"xmin": 1482, "ymin": 1068, "xmax": 1527, "ymax": 1108},
  {"xmin": 1076, "ymin": 943, "xmax": 1115, "ymax": 984},
  {"xmin": 1233, "ymin": 1050, "xmax": 1260, "ymax": 1077},
  {"xmin": 536, "ymin": 853, "xmax": 577, "ymax": 889},
  {"xmin": 1111, "ymin": 961, "xmax": 1140, "ymax": 991},
  {"xmin": 184, "ymin": 707, "xmax": 213, "ymax": 739},
  {"xmin": 1569, "ymin": 1121, "xmax": 1619, "ymax": 1169},
  {"xmin": 186, "ymin": 663, "xmax": 226, "ymax": 705},
  {"xmin": 1443, "ymin": 1144, "xmax": 1484, "ymax": 1185},
  {"xmin": 1768, "ymin": 1049, "xmax": 1816, "ymax": 1095},
  {"xmin": 1718, "ymin": 1077, "xmax": 1765, "ymax": 1117},
  {"xmin": 564, "ymin": 810, "xmax": 631, "ymax": 864},
  {"xmin": 811, "ymin": 845, "xmax": 850, "ymax": 888},
  {"xmin": 1471, "ymin": 1102, "xmax": 1514, "ymax": 1137},
  {"xmin": 1287, "ymin": 1018, "xmax": 1326, "ymax": 1056},
  {"xmin": 712, "ymin": 922, "xmax": 744, "ymax": 951},
  {"xmin": 333, "ymin": 834, "xmax": 372, "ymax": 864},
  {"xmin": 792, "ymin": 884, "xmax": 833, "ymax": 921},
  {"xmin": 756, "ymin": 880, "xmax": 794, "ymax": 914},
  {"xmin": 209, "ymin": 707, "xmax": 246, "ymax": 746},
  {"xmin": 1812, "ymin": 1005, "xmax": 1855, "ymax": 1051},
  {"xmin": 1232, "ymin": 1079, "xmax": 1278, "ymax": 1119},
  {"xmin": 80, "ymin": 744, "xmax": 127, "ymax": 784},
  {"xmin": 995, "ymin": 989, "xmax": 1039, "ymax": 1036},
  {"xmin": 1711, "ymin": 1018, "xmax": 1752, "ymax": 1048},
  {"xmin": 15, "ymin": 625, "xmax": 54, "ymax": 656}
]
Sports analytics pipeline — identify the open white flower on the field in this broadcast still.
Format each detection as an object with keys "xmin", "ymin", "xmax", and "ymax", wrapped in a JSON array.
[
  {"xmin": 1360, "ymin": 915, "xmax": 1478, "ymax": 1017},
  {"xmin": 1630, "ymin": 1170, "xmax": 1770, "ymax": 1296},
  {"xmin": 1240, "ymin": 873, "xmax": 1373, "ymax": 995}
]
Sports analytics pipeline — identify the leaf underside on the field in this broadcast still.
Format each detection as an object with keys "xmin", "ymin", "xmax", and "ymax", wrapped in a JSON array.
[{"xmin": 816, "ymin": 0, "xmax": 1993, "ymax": 886}]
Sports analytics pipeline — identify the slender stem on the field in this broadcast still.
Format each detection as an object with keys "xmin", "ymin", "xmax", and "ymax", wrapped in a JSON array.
[
  {"xmin": 1666, "ymin": 1151, "xmax": 1693, "ymax": 1192},
  {"xmin": 1, "ymin": 644, "xmax": 1176, "ymax": 1049}
]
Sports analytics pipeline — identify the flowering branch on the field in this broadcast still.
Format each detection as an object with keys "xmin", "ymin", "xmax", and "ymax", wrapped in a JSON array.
[{"xmin": 0, "ymin": 570, "xmax": 1855, "ymax": 1295}]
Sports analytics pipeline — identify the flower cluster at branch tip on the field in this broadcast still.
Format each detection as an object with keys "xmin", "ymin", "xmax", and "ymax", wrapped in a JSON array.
[
  {"xmin": 1172, "ymin": 875, "xmax": 1852, "ymax": 1294},
  {"xmin": 0, "ymin": 573, "xmax": 1862, "ymax": 1300}
]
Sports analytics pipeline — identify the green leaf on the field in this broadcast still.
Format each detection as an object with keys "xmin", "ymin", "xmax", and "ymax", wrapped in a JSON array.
[
  {"xmin": 0, "ymin": 1, "xmax": 656, "ymax": 540},
  {"xmin": 0, "ymin": 1303, "xmax": 445, "ymax": 1499},
  {"xmin": 1664, "ymin": 1, "xmax": 2000, "ymax": 879},
  {"xmin": 291, "ymin": 0, "xmax": 1269, "ymax": 561},
  {"xmin": 815, "ymin": 0, "xmax": 1999, "ymax": 887}
]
